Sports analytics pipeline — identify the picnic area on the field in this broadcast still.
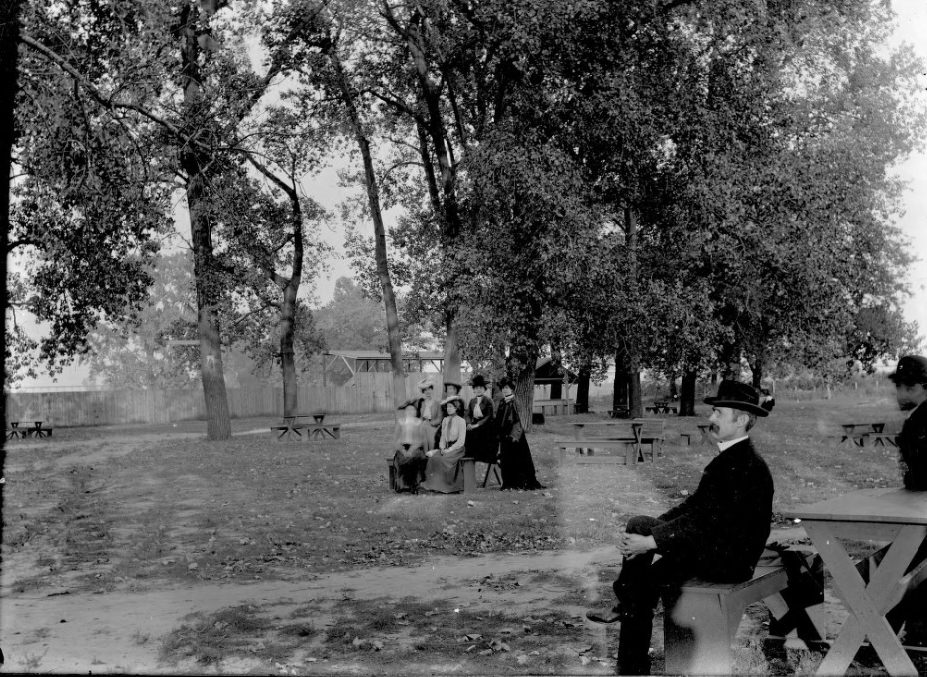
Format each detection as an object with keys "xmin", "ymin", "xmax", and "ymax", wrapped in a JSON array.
[{"xmin": 2, "ymin": 390, "xmax": 925, "ymax": 675}]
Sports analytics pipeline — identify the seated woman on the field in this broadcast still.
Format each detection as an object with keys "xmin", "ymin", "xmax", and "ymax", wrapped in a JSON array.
[
  {"xmin": 422, "ymin": 395, "xmax": 467, "ymax": 493},
  {"xmin": 391, "ymin": 398, "xmax": 428, "ymax": 493}
]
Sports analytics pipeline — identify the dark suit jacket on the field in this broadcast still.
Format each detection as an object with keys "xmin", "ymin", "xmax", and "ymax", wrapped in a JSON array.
[
  {"xmin": 898, "ymin": 400, "xmax": 927, "ymax": 491},
  {"xmin": 650, "ymin": 438, "xmax": 774, "ymax": 581}
]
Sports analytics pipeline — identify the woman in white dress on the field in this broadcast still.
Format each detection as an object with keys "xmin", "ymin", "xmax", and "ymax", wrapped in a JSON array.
[{"xmin": 422, "ymin": 395, "xmax": 467, "ymax": 493}]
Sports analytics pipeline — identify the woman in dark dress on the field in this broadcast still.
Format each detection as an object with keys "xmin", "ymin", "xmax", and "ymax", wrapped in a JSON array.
[
  {"xmin": 495, "ymin": 377, "xmax": 544, "ymax": 490},
  {"xmin": 465, "ymin": 374, "xmax": 496, "ymax": 463}
]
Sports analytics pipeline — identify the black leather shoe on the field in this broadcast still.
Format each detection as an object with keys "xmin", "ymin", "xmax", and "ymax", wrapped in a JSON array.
[{"xmin": 586, "ymin": 606, "xmax": 624, "ymax": 624}]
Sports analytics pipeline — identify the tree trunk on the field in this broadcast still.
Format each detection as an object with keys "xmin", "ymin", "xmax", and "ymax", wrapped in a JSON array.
[
  {"xmin": 669, "ymin": 371, "xmax": 678, "ymax": 399},
  {"xmin": 576, "ymin": 364, "xmax": 591, "ymax": 414},
  {"xmin": 680, "ymin": 370, "xmax": 697, "ymax": 417},
  {"xmin": 328, "ymin": 45, "xmax": 405, "ymax": 408},
  {"xmin": 510, "ymin": 350, "xmax": 538, "ymax": 433},
  {"xmin": 443, "ymin": 315, "xmax": 462, "ymax": 392},
  {"xmin": 278, "ymin": 285, "xmax": 298, "ymax": 417},
  {"xmin": 179, "ymin": 1, "xmax": 230, "ymax": 440},
  {"xmin": 613, "ymin": 348, "xmax": 630, "ymax": 417},
  {"xmin": 1, "ymin": 0, "xmax": 22, "ymax": 446},
  {"xmin": 750, "ymin": 356, "xmax": 763, "ymax": 390},
  {"xmin": 625, "ymin": 206, "xmax": 642, "ymax": 419},
  {"xmin": 629, "ymin": 354, "xmax": 643, "ymax": 419}
]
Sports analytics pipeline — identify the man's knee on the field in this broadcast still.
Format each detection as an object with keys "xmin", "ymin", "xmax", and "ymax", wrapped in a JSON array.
[{"xmin": 626, "ymin": 515, "xmax": 662, "ymax": 536}]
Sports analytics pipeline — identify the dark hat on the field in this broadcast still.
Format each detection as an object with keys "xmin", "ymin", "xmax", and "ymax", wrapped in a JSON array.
[
  {"xmin": 469, "ymin": 374, "xmax": 488, "ymax": 389},
  {"xmin": 889, "ymin": 355, "xmax": 927, "ymax": 386},
  {"xmin": 443, "ymin": 381, "xmax": 462, "ymax": 392},
  {"xmin": 704, "ymin": 380, "xmax": 769, "ymax": 417},
  {"xmin": 497, "ymin": 376, "xmax": 514, "ymax": 390},
  {"xmin": 398, "ymin": 397, "xmax": 422, "ymax": 410}
]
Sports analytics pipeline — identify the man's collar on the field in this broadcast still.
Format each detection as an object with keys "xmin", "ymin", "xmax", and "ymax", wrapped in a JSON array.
[{"xmin": 717, "ymin": 435, "xmax": 749, "ymax": 452}]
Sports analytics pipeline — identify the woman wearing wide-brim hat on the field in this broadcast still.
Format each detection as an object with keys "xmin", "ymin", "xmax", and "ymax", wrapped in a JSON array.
[
  {"xmin": 421, "ymin": 395, "xmax": 467, "ymax": 493},
  {"xmin": 465, "ymin": 374, "xmax": 497, "ymax": 464}
]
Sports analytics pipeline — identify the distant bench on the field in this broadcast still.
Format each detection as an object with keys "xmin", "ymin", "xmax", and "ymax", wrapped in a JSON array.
[
  {"xmin": 272, "ymin": 413, "xmax": 340, "ymax": 441},
  {"xmin": 557, "ymin": 419, "xmax": 666, "ymax": 464},
  {"xmin": 384, "ymin": 456, "xmax": 497, "ymax": 493},
  {"xmin": 645, "ymin": 401, "xmax": 678, "ymax": 415},
  {"xmin": 6, "ymin": 421, "xmax": 53, "ymax": 439},
  {"xmin": 830, "ymin": 422, "xmax": 894, "ymax": 448}
]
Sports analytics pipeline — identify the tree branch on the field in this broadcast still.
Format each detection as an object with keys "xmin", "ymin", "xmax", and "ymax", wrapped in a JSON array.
[{"xmin": 20, "ymin": 33, "xmax": 187, "ymax": 139}]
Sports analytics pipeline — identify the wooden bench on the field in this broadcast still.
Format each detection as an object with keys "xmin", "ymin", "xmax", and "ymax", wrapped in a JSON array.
[
  {"xmin": 7, "ymin": 421, "xmax": 53, "ymax": 439},
  {"xmin": 559, "ymin": 422, "xmax": 642, "ymax": 464},
  {"xmin": 636, "ymin": 419, "xmax": 666, "ymax": 461},
  {"xmin": 663, "ymin": 563, "xmax": 825, "ymax": 675},
  {"xmin": 385, "ymin": 456, "xmax": 482, "ymax": 493},
  {"xmin": 556, "ymin": 439, "xmax": 638, "ymax": 465}
]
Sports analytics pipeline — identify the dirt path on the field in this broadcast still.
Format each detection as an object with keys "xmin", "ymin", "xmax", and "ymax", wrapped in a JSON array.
[{"xmin": 1, "ymin": 546, "xmax": 622, "ymax": 674}]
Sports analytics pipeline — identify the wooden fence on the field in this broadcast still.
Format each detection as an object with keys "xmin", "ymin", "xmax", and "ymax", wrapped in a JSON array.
[{"xmin": 3, "ymin": 373, "xmax": 491, "ymax": 428}]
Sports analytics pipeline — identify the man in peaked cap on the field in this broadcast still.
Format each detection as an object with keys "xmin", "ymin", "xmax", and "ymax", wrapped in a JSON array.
[{"xmin": 586, "ymin": 380, "xmax": 774, "ymax": 675}]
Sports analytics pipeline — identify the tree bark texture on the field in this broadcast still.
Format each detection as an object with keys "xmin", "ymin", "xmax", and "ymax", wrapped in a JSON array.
[
  {"xmin": 680, "ymin": 370, "xmax": 697, "ymax": 417},
  {"xmin": 613, "ymin": 348, "xmax": 630, "ymax": 417},
  {"xmin": 510, "ymin": 349, "xmax": 538, "ymax": 434},
  {"xmin": 625, "ymin": 206, "xmax": 642, "ymax": 419},
  {"xmin": 179, "ymin": 0, "xmax": 231, "ymax": 440},
  {"xmin": 750, "ymin": 356, "xmax": 764, "ymax": 390},
  {"xmin": 575, "ymin": 365, "xmax": 591, "ymax": 414}
]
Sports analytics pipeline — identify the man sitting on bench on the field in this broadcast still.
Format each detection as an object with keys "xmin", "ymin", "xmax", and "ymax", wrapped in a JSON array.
[{"xmin": 586, "ymin": 380, "xmax": 774, "ymax": 675}]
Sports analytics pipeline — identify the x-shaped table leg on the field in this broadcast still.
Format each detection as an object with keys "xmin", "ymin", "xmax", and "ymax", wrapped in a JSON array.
[{"xmin": 804, "ymin": 521, "xmax": 925, "ymax": 676}]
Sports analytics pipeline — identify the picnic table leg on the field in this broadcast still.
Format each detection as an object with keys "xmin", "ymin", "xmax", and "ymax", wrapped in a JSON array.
[{"xmin": 803, "ymin": 522, "xmax": 924, "ymax": 677}]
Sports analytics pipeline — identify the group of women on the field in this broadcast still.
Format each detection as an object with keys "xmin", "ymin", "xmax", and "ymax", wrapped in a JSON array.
[{"xmin": 390, "ymin": 374, "xmax": 545, "ymax": 494}]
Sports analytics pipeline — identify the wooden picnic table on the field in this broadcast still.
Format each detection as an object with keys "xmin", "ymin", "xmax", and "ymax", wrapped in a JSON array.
[
  {"xmin": 783, "ymin": 488, "xmax": 927, "ymax": 676},
  {"xmin": 841, "ymin": 422, "xmax": 886, "ymax": 434},
  {"xmin": 6, "ymin": 421, "xmax": 52, "ymax": 439},
  {"xmin": 838, "ymin": 422, "xmax": 887, "ymax": 447},
  {"xmin": 569, "ymin": 421, "xmax": 643, "ymax": 464}
]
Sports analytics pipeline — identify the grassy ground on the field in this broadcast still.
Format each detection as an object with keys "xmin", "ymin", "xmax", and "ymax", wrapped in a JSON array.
[{"xmin": 2, "ymin": 390, "xmax": 922, "ymax": 674}]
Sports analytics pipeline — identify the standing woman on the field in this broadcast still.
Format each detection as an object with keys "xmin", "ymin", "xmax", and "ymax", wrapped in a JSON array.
[
  {"xmin": 465, "ymin": 374, "xmax": 496, "ymax": 463},
  {"xmin": 417, "ymin": 377, "xmax": 443, "ymax": 451},
  {"xmin": 422, "ymin": 395, "xmax": 467, "ymax": 493},
  {"xmin": 495, "ymin": 377, "xmax": 544, "ymax": 490}
]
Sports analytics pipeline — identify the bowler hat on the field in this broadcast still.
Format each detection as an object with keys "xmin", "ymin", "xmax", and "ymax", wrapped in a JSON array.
[
  {"xmin": 444, "ymin": 381, "xmax": 462, "ymax": 392},
  {"xmin": 704, "ymin": 380, "xmax": 769, "ymax": 417},
  {"xmin": 889, "ymin": 355, "xmax": 927, "ymax": 386},
  {"xmin": 469, "ymin": 374, "xmax": 488, "ymax": 389}
]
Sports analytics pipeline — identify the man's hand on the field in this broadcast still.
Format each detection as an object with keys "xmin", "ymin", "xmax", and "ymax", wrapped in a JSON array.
[{"xmin": 619, "ymin": 533, "xmax": 657, "ymax": 559}]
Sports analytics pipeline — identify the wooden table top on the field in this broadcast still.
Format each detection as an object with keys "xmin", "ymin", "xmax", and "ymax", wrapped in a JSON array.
[{"xmin": 783, "ymin": 488, "xmax": 927, "ymax": 525}]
